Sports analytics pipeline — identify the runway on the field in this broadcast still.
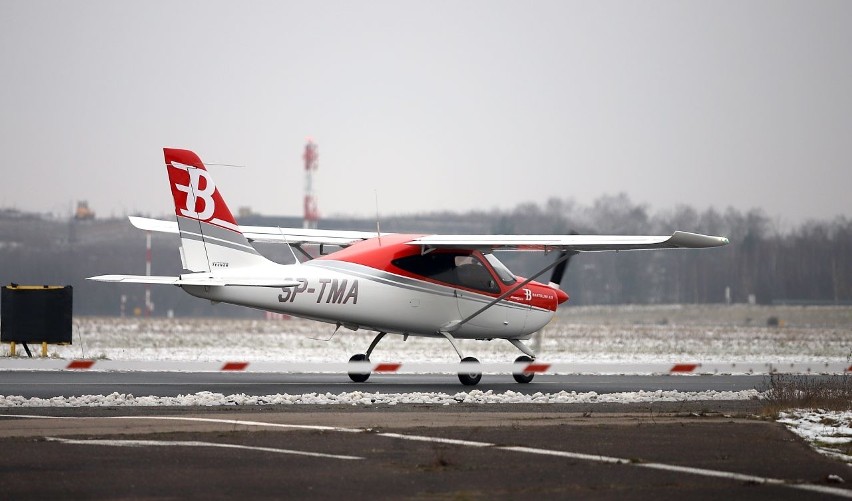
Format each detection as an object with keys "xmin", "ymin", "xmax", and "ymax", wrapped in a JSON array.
[
  {"xmin": 0, "ymin": 370, "xmax": 769, "ymax": 399},
  {"xmin": 2, "ymin": 372, "xmax": 851, "ymax": 499}
]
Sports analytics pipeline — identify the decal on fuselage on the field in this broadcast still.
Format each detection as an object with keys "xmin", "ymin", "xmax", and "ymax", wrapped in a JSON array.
[{"xmin": 278, "ymin": 278, "xmax": 359, "ymax": 304}]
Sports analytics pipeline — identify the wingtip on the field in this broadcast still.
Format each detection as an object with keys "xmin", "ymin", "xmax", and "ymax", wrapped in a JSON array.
[
  {"xmin": 86, "ymin": 275, "xmax": 118, "ymax": 282},
  {"xmin": 670, "ymin": 231, "xmax": 731, "ymax": 248}
]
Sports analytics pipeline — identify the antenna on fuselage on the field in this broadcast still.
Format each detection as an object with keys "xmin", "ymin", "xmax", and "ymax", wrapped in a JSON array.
[
  {"xmin": 203, "ymin": 162, "xmax": 246, "ymax": 169},
  {"xmin": 278, "ymin": 226, "xmax": 301, "ymax": 265}
]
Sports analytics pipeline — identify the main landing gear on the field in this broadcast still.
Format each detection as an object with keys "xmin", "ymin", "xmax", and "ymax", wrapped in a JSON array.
[{"xmin": 346, "ymin": 331, "xmax": 538, "ymax": 386}]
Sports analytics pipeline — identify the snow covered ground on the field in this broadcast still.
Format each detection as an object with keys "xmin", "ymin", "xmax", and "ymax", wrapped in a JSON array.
[{"xmin": 11, "ymin": 308, "xmax": 848, "ymax": 364}]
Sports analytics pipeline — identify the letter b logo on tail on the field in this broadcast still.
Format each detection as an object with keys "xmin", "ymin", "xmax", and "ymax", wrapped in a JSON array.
[
  {"xmin": 163, "ymin": 148, "xmax": 240, "ymax": 233},
  {"xmin": 174, "ymin": 165, "xmax": 216, "ymax": 221}
]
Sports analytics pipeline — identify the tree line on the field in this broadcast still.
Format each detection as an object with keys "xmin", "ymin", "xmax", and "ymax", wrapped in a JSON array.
[{"xmin": 1, "ymin": 195, "xmax": 849, "ymax": 317}]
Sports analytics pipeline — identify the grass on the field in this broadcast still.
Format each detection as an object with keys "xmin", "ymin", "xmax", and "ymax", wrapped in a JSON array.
[{"xmin": 760, "ymin": 373, "xmax": 852, "ymax": 416}]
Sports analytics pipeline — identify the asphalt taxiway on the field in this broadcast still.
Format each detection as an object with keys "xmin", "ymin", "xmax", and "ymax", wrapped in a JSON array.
[
  {"xmin": 1, "ymin": 403, "xmax": 851, "ymax": 500},
  {"xmin": 0, "ymin": 371, "xmax": 769, "ymax": 398}
]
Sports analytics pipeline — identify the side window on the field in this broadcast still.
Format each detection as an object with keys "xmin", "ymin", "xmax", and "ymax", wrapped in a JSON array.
[
  {"xmin": 453, "ymin": 256, "xmax": 499, "ymax": 293},
  {"xmin": 393, "ymin": 253, "xmax": 499, "ymax": 293}
]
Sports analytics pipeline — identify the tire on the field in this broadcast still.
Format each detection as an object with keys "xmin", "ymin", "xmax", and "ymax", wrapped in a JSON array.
[
  {"xmin": 348, "ymin": 353, "xmax": 370, "ymax": 383},
  {"xmin": 512, "ymin": 355, "xmax": 535, "ymax": 384},
  {"xmin": 458, "ymin": 356, "xmax": 482, "ymax": 386}
]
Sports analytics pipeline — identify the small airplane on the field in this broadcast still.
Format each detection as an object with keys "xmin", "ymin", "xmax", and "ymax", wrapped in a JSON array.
[{"xmin": 90, "ymin": 148, "xmax": 730, "ymax": 385}]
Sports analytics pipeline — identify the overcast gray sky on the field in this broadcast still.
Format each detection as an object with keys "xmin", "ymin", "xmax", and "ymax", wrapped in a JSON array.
[{"xmin": 1, "ymin": 1, "xmax": 850, "ymax": 226}]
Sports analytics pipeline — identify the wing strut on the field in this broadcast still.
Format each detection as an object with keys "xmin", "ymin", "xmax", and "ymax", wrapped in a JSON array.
[
  {"xmin": 509, "ymin": 339, "xmax": 536, "ymax": 359},
  {"xmin": 450, "ymin": 252, "xmax": 575, "ymax": 331}
]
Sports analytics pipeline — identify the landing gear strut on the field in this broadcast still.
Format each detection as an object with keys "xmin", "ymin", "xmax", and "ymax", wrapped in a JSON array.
[
  {"xmin": 439, "ymin": 331, "xmax": 483, "ymax": 386},
  {"xmin": 509, "ymin": 339, "xmax": 537, "ymax": 384},
  {"xmin": 347, "ymin": 332, "xmax": 386, "ymax": 383}
]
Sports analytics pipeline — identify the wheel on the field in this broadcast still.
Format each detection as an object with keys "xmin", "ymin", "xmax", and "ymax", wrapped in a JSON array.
[
  {"xmin": 458, "ymin": 356, "xmax": 482, "ymax": 386},
  {"xmin": 512, "ymin": 355, "xmax": 535, "ymax": 384},
  {"xmin": 348, "ymin": 353, "xmax": 370, "ymax": 383}
]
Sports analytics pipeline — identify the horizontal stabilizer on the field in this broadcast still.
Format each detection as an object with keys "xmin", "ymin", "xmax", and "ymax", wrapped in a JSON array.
[
  {"xmin": 87, "ymin": 275, "xmax": 183, "ymax": 285},
  {"xmin": 129, "ymin": 216, "xmax": 178, "ymax": 234},
  {"xmin": 87, "ymin": 274, "xmax": 301, "ymax": 288},
  {"xmin": 129, "ymin": 216, "xmax": 378, "ymax": 247}
]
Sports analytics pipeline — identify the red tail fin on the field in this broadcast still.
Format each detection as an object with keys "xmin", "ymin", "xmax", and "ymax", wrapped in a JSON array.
[
  {"xmin": 162, "ymin": 148, "xmax": 269, "ymax": 272},
  {"xmin": 164, "ymin": 148, "xmax": 239, "ymax": 232}
]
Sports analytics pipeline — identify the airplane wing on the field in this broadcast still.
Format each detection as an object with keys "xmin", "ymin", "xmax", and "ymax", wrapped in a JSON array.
[
  {"xmin": 129, "ymin": 216, "xmax": 728, "ymax": 252},
  {"xmin": 129, "ymin": 216, "xmax": 381, "ymax": 247},
  {"xmin": 408, "ymin": 231, "xmax": 729, "ymax": 252},
  {"xmin": 87, "ymin": 274, "xmax": 301, "ymax": 288}
]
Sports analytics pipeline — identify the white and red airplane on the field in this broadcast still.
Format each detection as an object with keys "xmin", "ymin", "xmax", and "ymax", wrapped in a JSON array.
[{"xmin": 90, "ymin": 148, "xmax": 729, "ymax": 385}]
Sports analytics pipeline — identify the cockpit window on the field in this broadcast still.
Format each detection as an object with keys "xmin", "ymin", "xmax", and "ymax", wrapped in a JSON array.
[
  {"xmin": 483, "ymin": 253, "xmax": 517, "ymax": 285},
  {"xmin": 393, "ymin": 252, "xmax": 500, "ymax": 293}
]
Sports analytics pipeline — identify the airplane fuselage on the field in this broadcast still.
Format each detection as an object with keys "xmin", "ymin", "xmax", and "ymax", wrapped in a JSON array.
[{"xmin": 183, "ymin": 234, "xmax": 562, "ymax": 340}]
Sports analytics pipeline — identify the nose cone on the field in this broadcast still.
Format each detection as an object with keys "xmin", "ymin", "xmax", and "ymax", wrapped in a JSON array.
[{"xmin": 554, "ymin": 287, "xmax": 569, "ymax": 305}]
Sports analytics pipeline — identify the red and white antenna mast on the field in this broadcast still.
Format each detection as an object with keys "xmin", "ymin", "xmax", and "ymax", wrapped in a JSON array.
[
  {"xmin": 145, "ymin": 231, "xmax": 153, "ymax": 316},
  {"xmin": 303, "ymin": 139, "xmax": 319, "ymax": 229}
]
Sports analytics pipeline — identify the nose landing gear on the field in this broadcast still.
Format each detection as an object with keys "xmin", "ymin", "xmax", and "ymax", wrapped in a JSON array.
[
  {"xmin": 512, "ymin": 355, "xmax": 535, "ymax": 384},
  {"xmin": 508, "ymin": 338, "xmax": 537, "ymax": 384}
]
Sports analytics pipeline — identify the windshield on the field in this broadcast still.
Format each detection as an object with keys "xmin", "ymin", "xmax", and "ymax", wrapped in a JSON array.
[{"xmin": 483, "ymin": 253, "xmax": 516, "ymax": 285}]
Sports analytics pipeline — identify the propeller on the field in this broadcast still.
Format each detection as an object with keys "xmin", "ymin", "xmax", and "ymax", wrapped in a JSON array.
[
  {"xmin": 548, "ymin": 231, "xmax": 579, "ymax": 289},
  {"xmin": 548, "ymin": 250, "xmax": 576, "ymax": 289},
  {"xmin": 536, "ymin": 232, "xmax": 578, "ymax": 354}
]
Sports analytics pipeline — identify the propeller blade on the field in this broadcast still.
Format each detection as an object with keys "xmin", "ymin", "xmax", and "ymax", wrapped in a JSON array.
[
  {"xmin": 549, "ymin": 231, "xmax": 579, "ymax": 288},
  {"xmin": 548, "ymin": 250, "xmax": 576, "ymax": 288}
]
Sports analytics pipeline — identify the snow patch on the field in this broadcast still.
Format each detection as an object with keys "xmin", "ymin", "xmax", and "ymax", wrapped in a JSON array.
[
  {"xmin": 0, "ymin": 389, "xmax": 762, "ymax": 407},
  {"xmin": 778, "ymin": 409, "xmax": 852, "ymax": 465}
]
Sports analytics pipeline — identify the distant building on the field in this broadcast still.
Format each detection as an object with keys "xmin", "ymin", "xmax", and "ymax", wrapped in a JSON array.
[{"xmin": 74, "ymin": 201, "xmax": 95, "ymax": 220}]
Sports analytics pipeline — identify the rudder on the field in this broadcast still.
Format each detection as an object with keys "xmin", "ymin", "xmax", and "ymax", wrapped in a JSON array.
[{"xmin": 164, "ymin": 148, "xmax": 268, "ymax": 272}]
